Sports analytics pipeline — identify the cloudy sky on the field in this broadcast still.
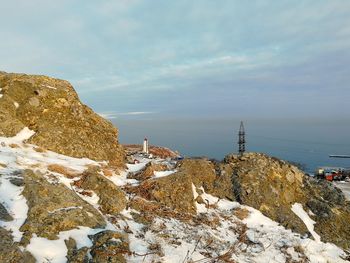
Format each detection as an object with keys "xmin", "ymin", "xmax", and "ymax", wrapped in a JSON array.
[{"xmin": 1, "ymin": 0, "xmax": 350, "ymax": 120}]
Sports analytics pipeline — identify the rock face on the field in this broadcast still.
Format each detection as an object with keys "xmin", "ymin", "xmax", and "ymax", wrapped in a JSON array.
[
  {"xmin": 20, "ymin": 170, "xmax": 106, "ymax": 240},
  {"xmin": 0, "ymin": 227, "xmax": 35, "ymax": 263},
  {"xmin": 74, "ymin": 167, "xmax": 127, "ymax": 215},
  {"xmin": 224, "ymin": 153, "xmax": 308, "ymax": 234},
  {"xmin": 0, "ymin": 72, "xmax": 125, "ymax": 167},
  {"xmin": 129, "ymin": 154, "xmax": 350, "ymax": 249},
  {"xmin": 125, "ymin": 158, "xmax": 234, "ymax": 214},
  {"xmin": 224, "ymin": 152, "xmax": 350, "ymax": 249},
  {"xmin": 66, "ymin": 230, "xmax": 129, "ymax": 263}
]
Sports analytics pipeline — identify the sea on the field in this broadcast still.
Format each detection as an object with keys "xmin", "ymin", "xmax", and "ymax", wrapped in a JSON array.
[{"xmin": 113, "ymin": 118, "xmax": 350, "ymax": 173}]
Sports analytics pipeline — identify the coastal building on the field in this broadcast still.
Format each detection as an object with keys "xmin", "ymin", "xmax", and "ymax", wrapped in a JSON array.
[{"xmin": 143, "ymin": 138, "xmax": 149, "ymax": 154}]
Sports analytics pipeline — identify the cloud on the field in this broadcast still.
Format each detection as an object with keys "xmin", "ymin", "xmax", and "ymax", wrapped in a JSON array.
[
  {"xmin": 0, "ymin": 1, "xmax": 349, "ymax": 120},
  {"xmin": 97, "ymin": 111, "xmax": 154, "ymax": 119}
]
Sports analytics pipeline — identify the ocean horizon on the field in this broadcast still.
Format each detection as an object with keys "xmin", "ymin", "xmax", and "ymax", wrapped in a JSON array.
[{"xmin": 114, "ymin": 118, "xmax": 350, "ymax": 173}]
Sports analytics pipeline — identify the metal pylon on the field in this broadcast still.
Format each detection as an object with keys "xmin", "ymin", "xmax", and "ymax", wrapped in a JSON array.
[{"xmin": 238, "ymin": 121, "xmax": 245, "ymax": 156}]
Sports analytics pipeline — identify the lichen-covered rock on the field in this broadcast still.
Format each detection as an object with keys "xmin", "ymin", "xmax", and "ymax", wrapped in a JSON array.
[
  {"xmin": 20, "ymin": 170, "xmax": 106, "ymax": 240},
  {"xmin": 127, "ymin": 172, "xmax": 196, "ymax": 214},
  {"xmin": 0, "ymin": 72, "xmax": 125, "ymax": 167},
  {"xmin": 75, "ymin": 168, "xmax": 127, "ymax": 215},
  {"xmin": 224, "ymin": 152, "xmax": 350, "ymax": 249},
  {"xmin": 0, "ymin": 202, "xmax": 13, "ymax": 221},
  {"xmin": 225, "ymin": 153, "xmax": 308, "ymax": 235},
  {"xmin": 304, "ymin": 178, "xmax": 350, "ymax": 249},
  {"xmin": 65, "ymin": 238, "xmax": 90, "ymax": 263},
  {"xmin": 126, "ymin": 158, "xmax": 235, "ymax": 215},
  {"xmin": 176, "ymin": 158, "xmax": 235, "ymax": 200},
  {"xmin": 65, "ymin": 231, "xmax": 129, "ymax": 263},
  {"xmin": 89, "ymin": 230, "xmax": 129, "ymax": 263},
  {"xmin": 128, "ymin": 162, "xmax": 169, "ymax": 180},
  {"xmin": 0, "ymin": 227, "xmax": 35, "ymax": 263}
]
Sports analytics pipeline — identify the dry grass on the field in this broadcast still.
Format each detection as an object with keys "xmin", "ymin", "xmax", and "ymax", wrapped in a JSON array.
[
  {"xmin": 0, "ymin": 163, "xmax": 7, "ymax": 168},
  {"xmin": 129, "ymin": 197, "xmax": 193, "ymax": 222},
  {"xmin": 48, "ymin": 164, "xmax": 80, "ymax": 178},
  {"xmin": 102, "ymin": 168, "xmax": 113, "ymax": 177},
  {"xmin": 9, "ymin": 143, "xmax": 20, "ymax": 148},
  {"xmin": 233, "ymin": 208, "xmax": 250, "ymax": 220},
  {"xmin": 124, "ymin": 180, "xmax": 158, "ymax": 200}
]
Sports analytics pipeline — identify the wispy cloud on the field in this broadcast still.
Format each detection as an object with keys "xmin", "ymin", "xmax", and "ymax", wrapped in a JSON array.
[{"xmin": 98, "ymin": 111, "xmax": 154, "ymax": 119}]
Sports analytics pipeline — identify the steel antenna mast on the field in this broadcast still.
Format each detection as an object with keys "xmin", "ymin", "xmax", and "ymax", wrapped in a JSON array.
[{"xmin": 238, "ymin": 121, "xmax": 246, "ymax": 156}]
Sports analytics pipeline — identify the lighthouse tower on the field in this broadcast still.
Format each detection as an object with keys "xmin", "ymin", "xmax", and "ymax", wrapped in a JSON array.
[{"xmin": 143, "ymin": 138, "xmax": 149, "ymax": 154}]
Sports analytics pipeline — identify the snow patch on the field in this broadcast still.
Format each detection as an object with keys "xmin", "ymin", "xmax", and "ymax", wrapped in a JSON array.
[
  {"xmin": 0, "ymin": 127, "xmax": 35, "ymax": 144},
  {"xmin": 291, "ymin": 203, "xmax": 321, "ymax": 242},
  {"xmin": 0, "ymin": 174, "xmax": 28, "ymax": 242},
  {"xmin": 154, "ymin": 170, "xmax": 175, "ymax": 178},
  {"xmin": 27, "ymin": 227, "xmax": 102, "ymax": 263}
]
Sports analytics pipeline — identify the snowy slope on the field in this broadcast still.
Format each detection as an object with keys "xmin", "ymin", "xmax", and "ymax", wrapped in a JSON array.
[{"xmin": 0, "ymin": 128, "xmax": 348, "ymax": 263}]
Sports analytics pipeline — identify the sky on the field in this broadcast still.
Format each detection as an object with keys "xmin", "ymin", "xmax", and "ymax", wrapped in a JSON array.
[{"xmin": 0, "ymin": 0, "xmax": 350, "ymax": 121}]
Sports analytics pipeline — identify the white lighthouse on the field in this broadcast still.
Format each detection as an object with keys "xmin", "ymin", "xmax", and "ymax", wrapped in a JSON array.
[{"xmin": 143, "ymin": 138, "xmax": 149, "ymax": 154}]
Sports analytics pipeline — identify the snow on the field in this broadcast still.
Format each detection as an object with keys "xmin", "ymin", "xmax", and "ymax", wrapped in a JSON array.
[
  {"xmin": 154, "ymin": 170, "xmax": 175, "ymax": 178},
  {"xmin": 27, "ymin": 227, "xmax": 103, "ymax": 263},
  {"xmin": 291, "ymin": 202, "xmax": 321, "ymax": 242},
  {"xmin": 0, "ymin": 127, "xmax": 35, "ymax": 144},
  {"xmin": 126, "ymin": 162, "xmax": 148, "ymax": 173},
  {"xmin": 107, "ymin": 170, "xmax": 139, "ymax": 186},
  {"xmin": 0, "ymin": 173, "xmax": 28, "ymax": 242}
]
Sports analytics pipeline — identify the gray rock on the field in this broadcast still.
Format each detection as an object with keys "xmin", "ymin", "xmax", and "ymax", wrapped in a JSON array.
[
  {"xmin": 0, "ymin": 227, "xmax": 35, "ymax": 263},
  {"xmin": 0, "ymin": 202, "xmax": 13, "ymax": 221},
  {"xmin": 20, "ymin": 170, "xmax": 106, "ymax": 240}
]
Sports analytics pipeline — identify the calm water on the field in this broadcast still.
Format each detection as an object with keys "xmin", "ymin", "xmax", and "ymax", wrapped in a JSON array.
[{"xmin": 113, "ymin": 118, "xmax": 350, "ymax": 173}]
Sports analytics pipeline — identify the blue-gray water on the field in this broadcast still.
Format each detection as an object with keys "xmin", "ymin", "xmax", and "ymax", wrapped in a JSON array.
[{"xmin": 113, "ymin": 118, "xmax": 350, "ymax": 173}]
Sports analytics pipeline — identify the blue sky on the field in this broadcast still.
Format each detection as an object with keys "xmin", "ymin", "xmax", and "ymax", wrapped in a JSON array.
[{"xmin": 1, "ymin": 0, "xmax": 350, "ymax": 120}]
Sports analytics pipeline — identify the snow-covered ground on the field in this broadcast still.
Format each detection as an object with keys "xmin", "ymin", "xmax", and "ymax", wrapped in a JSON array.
[
  {"xmin": 0, "ymin": 128, "xmax": 349, "ymax": 262},
  {"xmin": 334, "ymin": 181, "xmax": 350, "ymax": 201}
]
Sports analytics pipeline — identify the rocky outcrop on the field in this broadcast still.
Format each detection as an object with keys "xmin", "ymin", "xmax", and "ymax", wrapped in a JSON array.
[
  {"xmin": 304, "ymin": 178, "xmax": 350, "ymax": 249},
  {"xmin": 0, "ymin": 72, "xmax": 125, "ymax": 167},
  {"xmin": 128, "ymin": 162, "xmax": 169, "ymax": 180},
  {"xmin": 74, "ymin": 168, "xmax": 127, "ymax": 215},
  {"xmin": 224, "ymin": 153, "xmax": 308, "ymax": 235},
  {"xmin": 224, "ymin": 152, "xmax": 350, "ymax": 249},
  {"xmin": 0, "ymin": 227, "xmax": 35, "ymax": 263},
  {"xmin": 125, "ymin": 158, "xmax": 234, "ymax": 214},
  {"xmin": 127, "ymin": 172, "xmax": 196, "ymax": 214},
  {"xmin": 65, "ymin": 231, "xmax": 129, "ymax": 263},
  {"xmin": 20, "ymin": 170, "xmax": 106, "ymax": 241},
  {"xmin": 123, "ymin": 144, "xmax": 179, "ymax": 159},
  {"xmin": 0, "ymin": 202, "xmax": 13, "ymax": 221},
  {"xmin": 128, "ymin": 153, "xmax": 350, "ymax": 249}
]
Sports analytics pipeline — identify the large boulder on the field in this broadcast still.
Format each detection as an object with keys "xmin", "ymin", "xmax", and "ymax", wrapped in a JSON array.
[
  {"xmin": 20, "ymin": 170, "xmax": 106, "ymax": 241},
  {"xmin": 125, "ymin": 158, "xmax": 234, "ymax": 215},
  {"xmin": 74, "ymin": 168, "xmax": 127, "ymax": 215},
  {"xmin": 126, "ymin": 172, "xmax": 196, "ymax": 214},
  {"xmin": 0, "ymin": 72, "xmax": 125, "ymax": 167},
  {"xmin": 65, "ymin": 230, "xmax": 129, "ymax": 263},
  {"xmin": 224, "ymin": 152, "xmax": 350, "ymax": 249}
]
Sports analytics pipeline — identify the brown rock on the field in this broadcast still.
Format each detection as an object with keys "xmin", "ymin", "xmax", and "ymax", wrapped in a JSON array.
[
  {"xmin": 20, "ymin": 170, "xmax": 106, "ymax": 240},
  {"xmin": 75, "ymin": 169, "xmax": 127, "ymax": 215},
  {"xmin": 0, "ymin": 72, "xmax": 125, "ymax": 168},
  {"xmin": 0, "ymin": 227, "xmax": 35, "ymax": 263}
]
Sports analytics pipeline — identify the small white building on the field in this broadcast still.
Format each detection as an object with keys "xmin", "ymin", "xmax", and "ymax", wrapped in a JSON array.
[{"xmin": 143, "ymin": 138, "xmax": 149, "ymax": 154}]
